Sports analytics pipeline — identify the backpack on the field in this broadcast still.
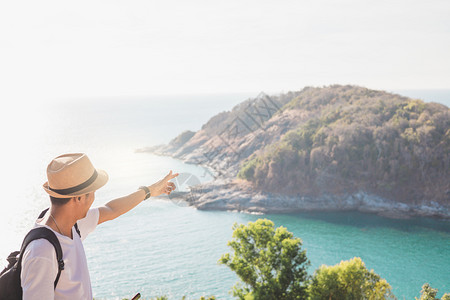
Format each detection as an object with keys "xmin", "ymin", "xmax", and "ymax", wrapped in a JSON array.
[{"xmin": 0, "ymin": 209, "xmax": 81, "ymax": 300}]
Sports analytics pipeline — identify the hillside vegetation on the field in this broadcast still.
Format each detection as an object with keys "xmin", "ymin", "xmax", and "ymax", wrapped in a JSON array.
[{"xmin": 237, "ymin": 85, "xmax": 449, "ymax": 204}]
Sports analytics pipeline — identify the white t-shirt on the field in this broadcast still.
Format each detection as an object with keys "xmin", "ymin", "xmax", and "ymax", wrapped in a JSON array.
[{"xmin": 21, "ymin": 208, "xmax": 99, "ymax": 300}]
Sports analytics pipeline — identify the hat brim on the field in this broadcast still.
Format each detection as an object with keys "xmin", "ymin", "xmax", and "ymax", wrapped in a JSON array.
[{"xmin": 43, "ymin": 169, "xmax": 109, "ymax": 198}]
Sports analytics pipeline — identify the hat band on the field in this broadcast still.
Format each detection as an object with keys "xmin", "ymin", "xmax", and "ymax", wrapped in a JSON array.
[{"xmin": 49, "ymin": 170, "xmax": 98, "ymax": 195}]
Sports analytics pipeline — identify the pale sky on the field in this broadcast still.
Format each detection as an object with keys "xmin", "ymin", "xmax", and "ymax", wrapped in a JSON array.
[{"xmin": 0, "ymin": 0, "xmax": 449, "ymax": 101}]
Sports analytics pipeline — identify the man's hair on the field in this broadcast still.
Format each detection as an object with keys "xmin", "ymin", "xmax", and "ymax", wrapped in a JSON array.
[
  {"xmin": 50, "ymin": 193, "xmax": 91, "ymax": 206},
  {"xmin": 50, "ymin": 196, "xmax": 72, "ymax": 206}
]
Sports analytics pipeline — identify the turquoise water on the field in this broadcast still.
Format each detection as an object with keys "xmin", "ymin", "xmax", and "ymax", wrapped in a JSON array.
[
  {"xmin": 0, "ymin": 91, "xmax": 449, "ymax": 299},
  {"xmin": 82, "ymin": 152, "xmax": 450, "ymax": 300}
]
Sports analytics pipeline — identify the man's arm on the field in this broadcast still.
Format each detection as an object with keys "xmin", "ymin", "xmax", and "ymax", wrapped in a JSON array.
[
  {"xmin": 98, "ymin": 170, "xmax": 178, "ymax": 225},
  {"xmin": 98, "ymin": 190, "xmax": 145, "ymax": 225}
]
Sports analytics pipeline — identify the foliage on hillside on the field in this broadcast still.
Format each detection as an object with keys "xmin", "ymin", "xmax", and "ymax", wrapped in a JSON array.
[{"xmin": 238, "ymin": 85, "xmax": 450, "ymax": 204}]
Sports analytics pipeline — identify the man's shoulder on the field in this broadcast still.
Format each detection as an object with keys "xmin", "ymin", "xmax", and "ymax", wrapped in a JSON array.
[
  {"xmin": 80, "ymin": 207, "xmax": 99, "ymax": 222},
  {"xmin": 23, "ymin": 237, "xmax": 57, "ymax": 262}
]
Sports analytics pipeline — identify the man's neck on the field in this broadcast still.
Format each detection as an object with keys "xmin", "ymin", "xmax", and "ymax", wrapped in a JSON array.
[{"xmin": 45, "ymin": 206, "xmax": 77, "ymax": 239}]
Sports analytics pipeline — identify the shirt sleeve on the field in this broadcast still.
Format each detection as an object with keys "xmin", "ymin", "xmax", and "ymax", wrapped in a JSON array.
[
  {"xmin": 21, "ymin": 239, "xmax": 58, "ymax": 300},
  {"xmin": 77, "ymin": 207, "xmax": 100, "ymax": 241}
]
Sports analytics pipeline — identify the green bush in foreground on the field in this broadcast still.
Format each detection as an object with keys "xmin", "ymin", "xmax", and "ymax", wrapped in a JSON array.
[
  {"xmin": 219, "ymin": 219, "xmax": 398, "ymax": 300},
  {"xmin": 219, "ymin": 219, "xmax": 310, "ymax": 300},
  {"xmin": 415, "ymin": 283, "xmax": 450, "ymax": 300},
  {"xmin": 308, "ymin": 257, "xmax": 395, "ymax": 300}
]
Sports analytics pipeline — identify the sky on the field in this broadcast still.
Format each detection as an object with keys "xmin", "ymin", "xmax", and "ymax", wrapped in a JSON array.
[{"xmin": 0, "ymin": 0, "xmax": 449, "ymax": 101}]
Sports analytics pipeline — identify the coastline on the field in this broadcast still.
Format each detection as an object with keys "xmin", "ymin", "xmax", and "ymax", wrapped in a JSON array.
[
  {"xmin": 184, "ymin": 178, "xmax": 450, "ymax": 220},
  {"xmin": 147, "ymin": 151, "xmax": 450, "ymax": 220}
]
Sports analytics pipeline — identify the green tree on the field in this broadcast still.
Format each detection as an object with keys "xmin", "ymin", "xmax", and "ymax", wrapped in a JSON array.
[
  {"xmin": 219, "ymin": 219, "xmax": 309, "ymax": 300},
  {"xmin": 307, "ymin": 257, "xmax": 395, "ymax": 300},
  {"xmin": 416, "ymin": 283, "xmax": 450, "ymax": 300}
]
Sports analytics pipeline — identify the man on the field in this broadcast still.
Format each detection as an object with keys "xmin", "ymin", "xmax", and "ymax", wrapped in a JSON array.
[{"xmin": 20, "ymin": 153, "xmax": 178, "ymax": 299}]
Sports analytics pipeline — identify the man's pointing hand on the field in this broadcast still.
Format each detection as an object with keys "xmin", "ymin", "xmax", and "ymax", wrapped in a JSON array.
[{"xmin": 150, "ymin": 170, "xmax": 179, "ymax": 197}]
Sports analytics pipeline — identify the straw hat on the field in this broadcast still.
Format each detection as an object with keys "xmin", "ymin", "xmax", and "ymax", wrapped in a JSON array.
[{"xmin": 43, "ymin": 153, "xmax": 108, "ymax": 198}]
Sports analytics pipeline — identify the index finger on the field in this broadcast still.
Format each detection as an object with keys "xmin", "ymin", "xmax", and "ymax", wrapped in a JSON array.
[{"xmin": 165, "ymin": 170, "xmax": 179, "ymax": 180}]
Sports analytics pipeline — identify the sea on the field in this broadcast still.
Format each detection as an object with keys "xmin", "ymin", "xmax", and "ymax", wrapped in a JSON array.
[{"xmin": 0, "ymin": 90, "xmax": 449, "ymax": 299}]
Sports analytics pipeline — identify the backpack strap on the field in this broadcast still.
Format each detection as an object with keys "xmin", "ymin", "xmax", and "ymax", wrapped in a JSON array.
[
  {"xmin": 38, "ymin": 208, "xmax": 81, "ymax": 238},
  {"xmin": 18, "ymin": 227, "xmax": 64, "ymax": 289},
  {"xmin": 38, "ymin": 208, "xmax": 48, "ymax": 219},
  {"xmin": 74, "ymin": 223, "xmax": 81, "ymax": 237}
]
